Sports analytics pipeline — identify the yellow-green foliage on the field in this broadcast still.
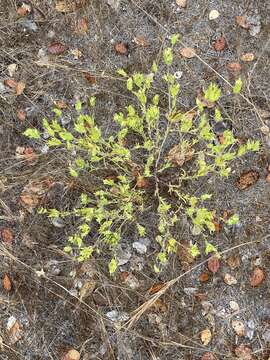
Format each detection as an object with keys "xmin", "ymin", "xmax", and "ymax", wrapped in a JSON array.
[{"xmin": 24, "ymin": 35, "xmax": 259, "ymax": 273}]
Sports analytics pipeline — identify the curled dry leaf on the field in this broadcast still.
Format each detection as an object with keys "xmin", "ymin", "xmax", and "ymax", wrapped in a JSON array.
[
  {"xmin": 167, "ymin": 143, "xmax": 194, "ymax": 166},
  {"xmin": 176, "ymin": 0, "xmax": 187, "ymax": 8},
  {"xmin": 241, "ymin": 53, "xmax": 255, "ymax": 62},
  {"xmin": 148, "ymin": 283, "xmax": 165, "ymax": 295},
  {"xmin": 134, "ymin": 36, "xmax": 149, "ymax": 47},
  {"xmin": 79, "ymin": 280, "xmax": 96, "ymax": 300},
  {"xmin": 227, "ymin": 62, "xmax": 242, "ymax": 73},
  {"xmin": 207, "ymin": 256, "xmax": 220, "ymax": 273},
  {"xmin": 48, "ymin": 42, "xmax": 66, "ymax": 55},
  {"xmin": 136, "ymin": 176, "xmax": 149, "ymax": 189},
  {"xmin": 75, "ymin": 17, "xmax": 88, "ymax": 33},
  {"xmin": 201, "ymin": 353, "xmax": 217, "ymax": 360},
  {"xmin": 3, "ymin": 273, "xmax": 12, "ymax": 291},
  {"xmin": 249, "ymin": 267, "xmax": 265, "ymax": 287},
  {"xmin": 229, "ymin": 301, "xmax": 240, "ymax": 312},
  {"xmin": 54, "ymin": 100, "xmax": 68, "ymax": 109},
  {"xmin": 180, "ymin": 47, "xmax": 196, "ymax": 58},
  {"xmin": 224, "ymin": 273, "xmax": 237, "ymax": 285},
  {"xmin": 213, "ymin": 36, "xmax": 226, "ymax": 51},
  {"xmin": 17, "ymin": 109, "xmax": 26, "ymax": 122},
  {"xmin": 231, "ymin": 320, "xmax": 246, "ymax": 336},
  {"xmin": 234, "ymin": 344, "xmax": 253, "ymax": 360},
  {"xmin": 4, "ymin": 79, "xmax": 17, "ymax": 89},
  {"xmin": 1, "ymin": 228, "xmax": 14, "ymax": 246},
  {"xmin": 151, "ymin": 298, "xmax": 167, "ymax": 313},
  {"xmin": 227, "ymin": 255, "xmax": 240, "ymax": 270},
  {"xmin": 201, "ymin": 328, "xmax": 212, "ymax": 345},
  {"xmin": 84, "ymin": 73, "xmax": 97, "ymax": 84},
  {"xmin": 236, "ymin": 15, "xmax": 250, "ymax": 29},
  {"xmin": 7, "ymin": 64, "xmax": 17, "ymax": 77},
  {"xmin": 236, "ymin": 170, "xmax": 259, "ymax": 190},
  {"xmin": 17, "ymin": 3, "xmax": 32, "ymax": 17},
  {"xmin": 199, "ymin": 272, "xmax": 210, "ymax": 283},
  {"xmin": 70, "ymin": 48, "xmax": 82, "ymax": 59},
  {"xmin": 56, "ymin": 0, "xmax": 86, "ymax": 13},
  {"xmin": 62, "ymin": 349, "xmax": 80, "ymax": 360},
  {"xmin": 114, "ymin": 42, "xmax": 128, "ymax": 55},
  {"xmin": 16, "ymin": 81, "xmax": 26, "ymax": 96},
  {"xmin": 209, "ymin": 10, "xmax": 220, "ymax": 20},
  {"xmin": 16, "ymin": 146, "xmax": 37, "ymax": 163},
  {"xmin": 177, "ymin": 241, "xmax": 194, "ymax": 270},
  {"xmin": 7, "ymin": 317, "xmax": 23, "ymax": 344}
]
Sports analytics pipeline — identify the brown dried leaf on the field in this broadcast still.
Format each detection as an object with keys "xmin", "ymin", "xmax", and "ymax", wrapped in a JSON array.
[
  {"xmin": 148, "ymin": 283, "xmax": 165, "ymax": 295},
  {"xmin": 151, "ymin": 298, "xmax": 167, "ymax": 312},
  {"xmin": 17, "ymin": 109, "xmax": 26, "ymax": 122},
  {"xmin": 114, "ymin": 42, "xmax": 128, "ymax": 55},
  {"xmin": 84, "ymin": 73, "xmax": 97, "ymax": 84},
  {"xmin": 213, "ymin": 36, "xmax": 226, "ymax": 51},
  {"xmin": 3, "ymin": 273, "xmax": 12, "ymax": 291},
  {"xmin": 199, "ymin": 272, "xmax": 210, "ymax": 283},
  {"xmin": 62, "ymin": 349, "xmax": 80, "ymax": 360},
  {"xmin": 224, "ymin": 273, "xmax": 237, "ymax": 285},
  {"xmin": 177, "ymin": 242, "xmax": 194, "ymax": 270},
  {"xmin": 70, "ymin": 48, "xmax": 83, "ymax": 59},
  {"xmin": 249, "ymin": 267, "xmax": 265, "ymax": 287},
  {"xmin": 234, "ymin": 344, "xmax": 253, "ymax": 360},
  {"xmin": 231, "ymin": 320, "xmax": 246, "ymax": 336},
  {"xmin": 55, "ymin": 0, "xmax": 86, "ymax": 13},
  {"xmin": 167, "ymin": 143, "xmax": 194, "ymax": 166},
  {"xmin": 48, "ymin": 42, "xmax": 66, "ymax": 55},
  {"xmin": 134, "ymin": 36, "xmax": 149, "ymax": 47},
  {"xmin": 7, "ymin": 318, "xmax": 23, "ymax": 344},
  {"xmin": 201, "ymin": 328, "xmax": 212, "ymax": 345},
  {"xmin": 54, "ymin": 100, "xmax": 68, "ymax": 109},
  {"xmin": 17, "ymin": 3, "xmax": 31, "ymax": 16},
  {"xmin": 4, "ymin": 79, "xmax": 17, "ymax": 89},
  {"xmin": 79, "ymin": 280, "xmax": 96, "ymax": 300},
  {"xmin": 236, "ymin": 170, "xmax": 259, "ymax": 190},
  {"xmin": 236, "ymin": 15, "xmax": 250, "ymax": 29},
  {"xmin": 136, "ymin": 176, "xmax": 149, "ymax": 189},
  {"xmin": 201, "ymin": 353, "xmax": 217, "ymax": 360},
  {"xmin": 241, "ymin": 53, "xmax": 255, "ymax": 62},
  {"xmin": 176, "ymin": 0, "xmax": 187, "ymax": 8},
  {"xmin": 227, "ymin": 62, "xmax": 242, "ymax": 73},
  {"xmin": 76, "ymin": 17, "xmax": 88, "ymax": 33},
  {"xmin": 1, "ymin": 228, "xmax": 14, "ymax": 246},
  {"xmin": 227, "ymin": 255, "xmax": 240, "ymax": 270},
  {"xmin": 180, "ymin": 47, "xmax": 196, "ymax": 58},
  {"xmin": 207, "ymin": 256, "xmax": 220, "ymax": 273},
  {"xmin": 7, "ymin": 64, "xmax": 17, "ymax": 77},
  {"xmin": 16, "ymin": 81, "xmax": 26, "ymax": 95}
]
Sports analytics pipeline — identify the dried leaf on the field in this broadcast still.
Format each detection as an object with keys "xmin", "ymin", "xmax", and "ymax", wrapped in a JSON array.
[
  {"xmin": 134, "ymin": 36, "xmax": 149, "ymax": 47},
  {"xmin": 151, "ymin": 298, "xmax": 167, "ymax": 312},
  {"xmin": 224, "ymin": 273, "xmax": 237, "ymax": 285},
  {"xmin": 249, "ymin": 267, "xmax": 265, "ymax": 287},
  {"xmin": 234, "ymin": 344, "xmax": 253, "ymax": 360},
  {"xmin": 84, "ymin": 73, "xmax": 97, "ymax": 84},
  {"xmin": 55, "ymin": 0, "xmax": 86, "ymax": 12},
  {"xmin": 227, "ymin": 62, "xmax": 242, "ymax": 73},
  {"xmin": 213, "ymin": 36, "xmax": 226, "ymax": 51},
  {"xmin": 48, "ymin": 42, "xmax": 66, "ymax": 55},
  {"xmin": 16, "ymin": 81, "xmax": 26, "ymax": 95},
  {"xmin": 17, "ymin": 3, "xmax": 32, "ymax": 16},
  {"xmin": 79, "ymin": 280, "xmax": 96, "ymax": 300},
  {"xmin": 4, "ymin": 79, "xmax": 17, "ymax": 89},
  {"xmin": 3, "ymin": 273, "xmax": 12, "ymax": 291},
  {"xmin": 207, "ymin": 256, "xmax": 220, "ymax": 273},
  {"xmin": 70, "ymin": 49, "xmax": 82, "ymax": 59},
  {"xmin": 136, "ymin": 176, "xmax": 149, "ymax": 189},
  {"xmin": 54, "ymin": 100, "xmax": 68, "ymax": 109},
  {"xmin": 177, "ymin": 242, "xmax": 194, "ymax": 270},
  {"xmin": 1, "ymin": 228, "xmax": 14, "ymax": 246},
  {"xmin": 201, "ymin": 353, "xmax": 217, "ymax": 360},
  {"xmin": 7, "ymin": 64, "xmax": 17, "ymax": 77},
  {"xmin": 114, "ymin": 42, "xmax": 128, "ymax": 55},
  {"xmin": 229, "ymin": 301, "xmax": 240, "ymax": 312},
  {"xmin": 62, "ymin": 349, "xmax": 80, "ymax": 360},
  {"xmin": 180, "ymin": 47, "xmax": 196, "ymax": 58},
  {"xmin": 227, "ymin": 255, "xmax": 240, "ymax": 270},
  {"xmin": 236, "ymin": 170, "xmax": 259, "ymax": 190},
  {"xmin": 236, "ymin": 15, "xmax": 250, "ymax": 29},
  {"xmin": 176, "ymin": 0, "xmax": 187, "ymax": 8},
  {"xmin": 201, "ymin": 328, "xmax": 212, "ymax": 345},
  {"xmin": 148, "ymin": 283, "xmax": 165, "ymax": 295},
  {"xmin": 75, "ymin": 17, "xmax": 88, "ymax": 33},
  {"xmin": 199, "ymin": 272, "xmax": 210, "ymax": 283},
  {"xmin": 231, "ymin": 320, "xmax": 246, "ymax": 336},
  {"xmin": 241, "ymin": 53, "xmax": 255, "ymax": 62},
  {"xmin": 17, "ymin": 109, "xmax": 26, "ymax": 122},
  {"xmin": 209, "ymin": 10, "xmax": 220, "ymax": 20},
  {"xmin": 167, "ymin": 143, "xmax": 194, "ymax": 166},
  {"xmin": 7, "ymin": 317, "xmax": 23, "ymax": 344}
]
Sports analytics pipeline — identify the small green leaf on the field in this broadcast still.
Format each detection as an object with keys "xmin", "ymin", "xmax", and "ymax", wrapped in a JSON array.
[
  {"xmin": 191, "ymin": 243, "xmax": 200, "ymax": 257},
  {"xmin": 109, "ymin": 258, "xmax": 117, "ymax": 274},
  {"xmin": 163, "ymin": 47, "xmax": 173, "ymax": 65},
  {"xmin": 204, "ymin": 83, "xmax": 221, "ymax": 103},
  {"xmin": 226, "ymin": 214, "xmax": 239, "ymax": 225},
  {"xmin": 233, "ymin": 77, "xmax": 242, "ymax": 94},
  {"xmin": 23, "ymin": 128, "xmax": 41, "ymax": 139},
  {"xmin": 69, "ymin": 167, "xmax": 78, "ymax": 177},
  {"xmin": 117, "ymin": 68, "xmax": 127, "ymax": 77},
  {"xmin": 170, "ymin": 34, "xmax": 180, "ymax": 46},
  {"xmin": 151, "ymin": 61, "xmax": 158, "ymax": 73},
  {"xmin": 75, "ymin": 100, "xmax": 82, "ymax": 112}
]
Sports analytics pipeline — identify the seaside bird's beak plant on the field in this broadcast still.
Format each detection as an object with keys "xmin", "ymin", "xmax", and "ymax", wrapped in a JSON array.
[{"xmin": 24, "ymin": 34, "xmax": 260, "ymax": 274}]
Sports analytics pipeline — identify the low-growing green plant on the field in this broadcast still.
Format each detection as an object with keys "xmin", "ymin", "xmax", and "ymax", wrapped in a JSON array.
[{"xmin": 24, "ymin": 34, "xmax": 259, "ymax": 273}]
